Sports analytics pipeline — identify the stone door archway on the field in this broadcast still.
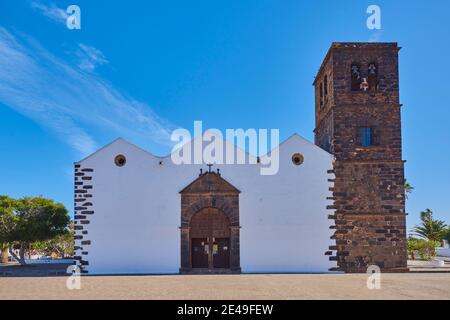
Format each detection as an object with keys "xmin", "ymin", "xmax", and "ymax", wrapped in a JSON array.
[{"xmin": 179, "ymin": 170, "xmax": 240, "ymax": 274}]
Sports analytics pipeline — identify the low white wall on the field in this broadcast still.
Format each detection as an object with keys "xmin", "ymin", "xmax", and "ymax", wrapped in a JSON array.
[
  {"xmin": 25, "ymin": 259, "xmax": 73, "ymax": 264},
  {"xmin": 437, "ymin": 248, "xmax": 450, "ymax": 257}
]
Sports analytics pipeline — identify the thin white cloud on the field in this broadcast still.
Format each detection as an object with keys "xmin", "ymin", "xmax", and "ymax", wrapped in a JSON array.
[
  {"xmin": 30, "ymin": 1, "xmax": 68, "ymax": 24},
  {"xmin": 77, "ymin": 44, "xmax": 109, "ymax": 72},
  {"xmin": 0, "ymin": 27, "xmax": 174, "ymax": 155}
]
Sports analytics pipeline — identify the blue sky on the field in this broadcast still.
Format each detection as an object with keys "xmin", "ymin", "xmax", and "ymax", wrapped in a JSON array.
[{"xmin": 0, "ymin": 0, "xmax": 449, "ymax": 232}]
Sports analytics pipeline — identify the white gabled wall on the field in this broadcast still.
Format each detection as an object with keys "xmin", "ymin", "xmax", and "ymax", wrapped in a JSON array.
[{"xmin": 76, "ymin": 135, "xmax": 336, "ymax": 274}]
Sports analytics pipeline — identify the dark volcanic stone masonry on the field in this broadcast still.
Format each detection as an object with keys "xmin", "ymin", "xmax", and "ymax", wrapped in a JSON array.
[
  {"xmin": 73, "ymin": 164, "xmax": 94, "ymax": 273},
  {"xmin": 314, "ymin": 43, "xmax": 408, "ymax": 272}
]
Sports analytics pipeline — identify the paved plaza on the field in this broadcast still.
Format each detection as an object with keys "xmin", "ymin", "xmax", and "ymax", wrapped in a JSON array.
[{"xmin": 1, "ymin": 272, "xmax": 449, "ymax": 300}]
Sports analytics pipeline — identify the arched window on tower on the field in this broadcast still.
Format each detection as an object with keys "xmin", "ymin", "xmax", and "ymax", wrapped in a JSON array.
[
  {"xmin": 324, "ymin": 75, "xmax": 328, "ymax": 96},
  {"xmin": 319, "ymin": 82, "xmax": 324, "ymax": 108},
  {"xmin": 351, "ymin": 64, "xmax": 361, "ymax": 91},
  {"xmin": 368, "ymin": 63, "xmax": 378, "ymax": 91}
]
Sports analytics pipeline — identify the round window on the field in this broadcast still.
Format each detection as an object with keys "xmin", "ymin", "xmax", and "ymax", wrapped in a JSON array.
[
  {"xmin": 291, "ymin": 153, "xmax": 304, "ymax": 166},
  {"xmin": 114, "ymin": 154, "xmax": 126, "ymax": 167}
]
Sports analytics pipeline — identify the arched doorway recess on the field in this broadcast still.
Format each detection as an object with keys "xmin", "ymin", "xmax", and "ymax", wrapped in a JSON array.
[{"xmin": 179, "ymin": 170, "xmax": 240, "ymax": 274}]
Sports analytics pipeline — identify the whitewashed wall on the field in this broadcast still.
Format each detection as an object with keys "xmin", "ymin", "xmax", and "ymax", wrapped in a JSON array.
[{"xmin": 75, "ymin": 135, "xmax": 336, "ymax": 274}]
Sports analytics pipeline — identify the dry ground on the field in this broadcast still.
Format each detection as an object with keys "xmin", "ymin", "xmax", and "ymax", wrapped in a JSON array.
[{"xmin": 1, "ymin": 273, "xmax": 449, "ymax": 300}]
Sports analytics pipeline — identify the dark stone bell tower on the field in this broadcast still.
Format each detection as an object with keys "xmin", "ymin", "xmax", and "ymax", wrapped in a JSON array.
[{"xmin": 314, "ymin": 43, "xmax": 408, "ymax": 272}]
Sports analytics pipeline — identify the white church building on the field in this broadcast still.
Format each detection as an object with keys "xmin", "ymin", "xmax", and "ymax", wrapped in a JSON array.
[
  {"xmin": 73, "ymin": 134, "xmax": 337, "ymax": 274},
  {"xmin": 72, "ymin": 42, "xmax": 410, "ymax": 274}
]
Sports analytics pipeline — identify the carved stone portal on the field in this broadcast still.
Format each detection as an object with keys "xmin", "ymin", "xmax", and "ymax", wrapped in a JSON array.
[{"xmin": 179, "ymin": 171, "xmax": 241, "ymax": 274}]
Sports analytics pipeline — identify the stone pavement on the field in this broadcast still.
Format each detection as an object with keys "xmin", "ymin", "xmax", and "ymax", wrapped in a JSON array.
[{"xmin": 0, "ymin": 273, "xmax": 449, "ymax": 300}]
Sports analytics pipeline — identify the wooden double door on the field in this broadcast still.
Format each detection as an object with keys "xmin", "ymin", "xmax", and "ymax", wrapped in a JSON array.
[
  {"xmin": 191, "ymin": 237, "xmax": 230, "ymax": 269},
  {"xmin": 190, "ymin": 208, "xmax": 231, "ymax": 269}
]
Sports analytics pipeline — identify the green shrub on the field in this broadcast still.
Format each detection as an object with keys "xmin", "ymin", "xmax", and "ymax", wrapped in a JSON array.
[{"xmin": 407, "ymin": 238, "xmax": 440, "ymax": 261}]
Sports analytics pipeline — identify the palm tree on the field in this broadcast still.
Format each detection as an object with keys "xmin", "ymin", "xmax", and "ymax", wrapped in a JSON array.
[
  {"xmin": 412, "ymin": 209, "xmax": 447, "ymax": 242},
  {"xmin": 444, "ymin": 227, "xmax": 450, "ymax": 243},
  {"xmin": 404, "ymin": 179, "xmax": 414, "ymax": 199}
]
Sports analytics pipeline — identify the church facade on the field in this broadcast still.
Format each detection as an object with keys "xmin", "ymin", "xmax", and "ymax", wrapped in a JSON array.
[{"xmin": 73, "ymin": 42, "xmax": 408, "ymax": 274}]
